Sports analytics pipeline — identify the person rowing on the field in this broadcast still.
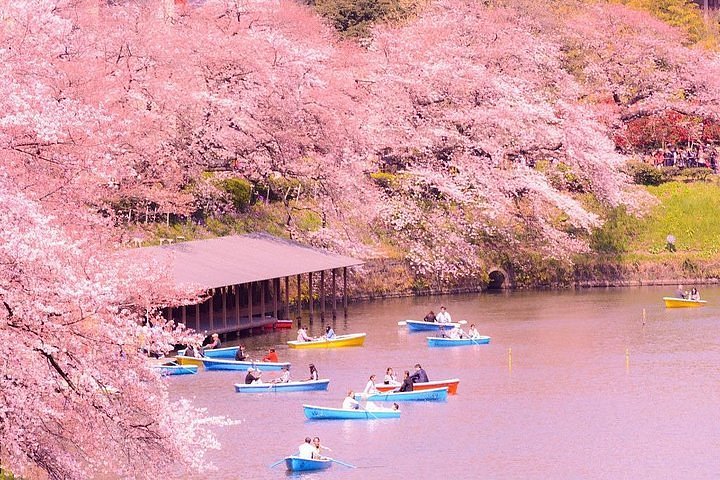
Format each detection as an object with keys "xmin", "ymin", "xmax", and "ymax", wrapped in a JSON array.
[
  {"xmin": 363, "ymin": 374, "xmax": 380, "ymax": 395},
  {"xmin": 342, "ymin": 390, "xmax": 360, "ymax": 410}
]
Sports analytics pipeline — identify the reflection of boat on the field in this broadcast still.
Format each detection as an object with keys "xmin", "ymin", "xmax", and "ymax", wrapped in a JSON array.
[
  {"xmin": 663, "ymin": 297, "xmax": 708, "ymax": 308},
  {"xmin": 427, "ymin": 336, "xmax": 491, "ymax": 347},
  {"xmin": 303, "ymin": 404, "xmax": 400, "ymax": 420},
  {"xmin": 202, "ymin": 357, "xmax": 290, "ymax": 371},
  {"xmin": 284, "ymin": 456, "xmax": 332, "ymax": 472},
  {"xmin": 376, "ymin": 378, "xmax": 460, "ymax": 395},
  {"xmin": 406, "ymin": 320, "xmax": 462, "ymax": 332},
  {"xmin": 287, "ymin": 333, "xmax": 366, "ymax": 349},
  {"xmin": 234, "ymin": 379, "xmax": 330, "ymax": 393},
  {"xmin": 354, "ymin": 386, "xmax": 448, "ymax": 402},
  {"xmin": 150, "ymin": 364, "xmax": 198, "ymax": 376},
  {"xmin": 178, "ymin": 346, "xmax": 238, "ymax": 359}
]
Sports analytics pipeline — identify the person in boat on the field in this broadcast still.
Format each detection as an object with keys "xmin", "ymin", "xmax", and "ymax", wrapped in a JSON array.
[
  {"xmin": 297, "ymin": 326, "xmax": 313, "ymax": 342},
  {"xmin": 438, "ymin": 325, "xmax": 449, "ymax": 338},
  {"xmin": 411, "ymin": 363, "xmax": 429, "ymax": 383},
  {"xmin": 363, "ymin": 374, "xmax": 380, "ymax": 395},
  {"xmin": 423, "ymin": 310, "xmax": 436, "ymax": 322},
  {"xmin": 384, "ymin": 367, "xmax": 397, "ymax": 385},
  {"xmin": 468, "ymin": 324, "xmax": 481, "ymax": 339},
  {"xmin": 435, "ymin": 305, "xmax": 452, "ymax": 323},
  {"xmin": 298, "ymin": 437, "xmax": 315, "ymax": 459},
  {"xmin": 272, "ymin": 365, "xmax": 291, "ymax": 383},
  {"xmin": 342, "ymin": 390, "xmax": 360, "ymax": 410},
  {"xmin": 312, "ymin": 437, "xmax": 331, "ymax": 460},
  {"xmin": 396, "ymin": 370, "xmax": 414, "ymax": 392},
  {"xmin": 324, "ymin": 325, "xmax": 336, "ymax": 340},
  {"xmin": 675, "ymin": 285, "xmax": 687, "ymax": 299},
  {"xmin": 184, "ymin": 343, "xmax": 204, "ymax": 358},
  {"xmin": 689, "ymin": 287, "xmax": 700, "ymax": 301},
  {"xmin": 262, "ymin": 348, "xmax": 278, "ymax": 363},
  {"xmin": 245, "ymin": 367, "xmax": 262, "ymax": 384},
  {"xmin": 449, "ymin": 325, "xmax": 467, "ymax": 339},
  {"xmin": 205, "ymin": 333, "xmax": 221, "ymax": 350},
  {"xmin": 235, "ymin": 345, "xmax": 247, "ymax": 361},
  {"xmin": 306, "ymin": 363, "xmax": 319, "ymax": 381}
]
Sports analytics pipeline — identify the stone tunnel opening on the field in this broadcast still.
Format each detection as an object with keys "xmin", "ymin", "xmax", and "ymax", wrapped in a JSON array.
[{"xmin": 487, "ymin": 270, "xmax": 506, "ymax": 290}]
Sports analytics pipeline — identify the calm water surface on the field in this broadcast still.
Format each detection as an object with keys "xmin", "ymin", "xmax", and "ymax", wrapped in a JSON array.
[{"xmin": 168, "ymin": 286, "xmax": 720, "ymax": 479}]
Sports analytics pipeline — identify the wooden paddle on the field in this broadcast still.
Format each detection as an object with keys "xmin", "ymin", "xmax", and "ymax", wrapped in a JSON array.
[{"xmin": 397, "ymin": 320, "xmax": 411, "ymax": 326}]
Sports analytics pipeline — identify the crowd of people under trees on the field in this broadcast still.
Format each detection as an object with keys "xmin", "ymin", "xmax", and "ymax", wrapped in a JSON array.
[{"xmin": 651, "ymin": 144, "xmax": 719, "ymax": 171}]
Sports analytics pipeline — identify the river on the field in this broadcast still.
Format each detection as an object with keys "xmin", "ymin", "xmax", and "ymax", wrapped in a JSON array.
[{"xmin": 167, "ymin": 285, "xmax": 720, "ymax": 479}]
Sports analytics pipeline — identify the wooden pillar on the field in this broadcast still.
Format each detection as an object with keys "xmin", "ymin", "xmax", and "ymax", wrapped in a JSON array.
[
  {"xmin": 260, "ymin": 280, "xmax": 266, "ymax": 322},
  {"xmin": 195, "ymin": 303, "xmax": 200, "ymax": 331},
  {"xmin": 285, "ymin": 276, "xmax": 290, "ymax": 320},
  {"xmin": 208, "ymin": 290, "xmax": 214, "ymax": 332},
  {"xmin": 181, "ymin": 305, "xmax": 187, "ymax": 326},
  {"xmin": 248, "ymin": 281, "xmax": 253, "ymax": 326},
  {"xmin": 296, "ymin": 274, "xmax": 301, "ymax": 321},
  {"xmin": 320, "ymin": 270, "xmax": 326, "ymax": 320},
  {"xmin": 222, "ymin": 287, "xmax": 227, "ymax": 330},
  {"xmin": 343, "ymin": 267, "xmax": 348, "ymax": 316},
  {"xmin": 273, "ymin": 278, "xmax": 279, "ymax": 320},
  {"xmin": 308, "ymin": 272, "xmax": 314, "ymax": 321},
  {"xmin": 235, "ymin": 284, "xmax": 240, "ymax": 326},
  {"xmin": 332, "ymin": 269, "xmax": 337, "ymax": 319}
]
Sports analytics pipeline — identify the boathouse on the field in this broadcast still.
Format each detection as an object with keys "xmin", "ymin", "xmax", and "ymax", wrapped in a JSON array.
[{"xmin": 139, "ymin": 234, "xmax": 364, "ymax": 335}]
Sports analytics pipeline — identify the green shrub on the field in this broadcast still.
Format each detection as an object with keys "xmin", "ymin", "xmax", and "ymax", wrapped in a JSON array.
[
  {"xmin": 624, "ymin": 161, "xmax": 664, "ymax": 186},
  {"xmin": 220, "ymin": 178, "xmax": 253, "ymax": 211}
]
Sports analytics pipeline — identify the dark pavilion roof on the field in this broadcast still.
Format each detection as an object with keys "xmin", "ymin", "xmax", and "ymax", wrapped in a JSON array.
[{"xmin": 137, "ymin": 233, "xmax": 364, "ymax": 290}]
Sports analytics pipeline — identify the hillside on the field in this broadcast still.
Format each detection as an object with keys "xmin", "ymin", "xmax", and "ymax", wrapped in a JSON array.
[{"xmin": 4, "ymin": 0, "xmax": 720, "ymax": 296}]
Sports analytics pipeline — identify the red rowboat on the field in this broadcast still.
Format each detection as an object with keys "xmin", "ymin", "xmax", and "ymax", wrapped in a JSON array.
[{"xmin": 376, "ymin": 378, "xmax": 460, "ymax": 395}]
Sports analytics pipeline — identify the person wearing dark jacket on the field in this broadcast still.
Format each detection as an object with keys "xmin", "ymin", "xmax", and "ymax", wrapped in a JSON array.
[
  {"xmin": 411, "ymin": 363, "xmax": 429, "ymax": 383},
  {"xmin": 397, "ymin": 370, "xmax": 414, "ymax": 392}
]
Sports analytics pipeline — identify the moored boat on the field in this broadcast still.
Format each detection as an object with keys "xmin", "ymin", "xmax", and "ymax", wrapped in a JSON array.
[
  {"xmin": 287, "ymin": 333, "xmax": 366, "ymax": 349},
  {"xmin": 174, "ymin": 355, "xmax": 205, "ymax": 367},
  {"xmin": 663, "ymin": 297, "xmax": 708, "ymax": 308},
  {"xmin": 303, "ymin": 404, "xmax": 400, "ymax": 420},
  {"xmin": 178, "ymin": 346, "xmax": 238, "ymax": 359},
  {"xmin": 202, "ymin": 357, "xmax": 290, "ymax": 371},
  {"xmin": 427, "ymin": 336, "xmax": 491, "ymax": 347},
  {"xmin": 376, "ymin": 378, "xmax": 460, "ymax": 395},
  {"xmin": 151, "ymin": 364, "xmax": 198, "ymax": 376},
  {"xmin": 234, "ymin": 379, "xmax": 330, "ymax": 393},
  {"xmin": 405, "ymin": 320, "xmax": 462, "ymax": 332},
  {"xmin": 354, "ymin": 386, "xmax": 448, "ymax": 402},
  {"xmin": 264, "ymin": 319, "xmax": 294, "ymax": 330},
  {"xmin": 284, "ymin": 456, "xmax": 333, "ymax": 472}
]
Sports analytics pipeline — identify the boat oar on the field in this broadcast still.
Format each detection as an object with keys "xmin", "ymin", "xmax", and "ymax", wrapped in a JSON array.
[
  {"xmin": 458, "ymin": 320, "xmax": 468, "ymax": 325},
  {"xmin": 397, "ymin": 320, "xmax": 408, "ymax": 326},
  {"xmin": 268, "ymin": 458, "xmax": 286, "ymax": 468},
  {"xmin": 328, "ymin": 458, "xmax": 356, "ymax": 468}
]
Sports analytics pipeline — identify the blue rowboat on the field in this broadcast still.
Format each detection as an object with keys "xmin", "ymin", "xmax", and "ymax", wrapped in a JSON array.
[
  {"xmin": 427, "ymin": 336, "xmax": 491, "ymax": 347},
  {"xmin": 151, "ymin": 364, "xmax": 198, "ymax": 376},
  {"xmin": 179, "ymin": 346, "xmax": 238, "ymax": 359},
  {"xmin": 406, "ymin": 320, "xmax": 462, "ymax": 332},
  {"xmin": 234, "ymin": 379, "xmax": 330, "ymax": 393},
  {"xmin": 284, "ymin": 456, "xmax": 332, "ymax": 472},
  {"xmin": 303, "ymin": 404, "xmax": 401, "ymax": 420},
  {"xmin": 354, "ymin": 386, "xmax": 448, "ymax": 402},
  {"xmin": 202, "ymin": 358, "xmax": 290, "ymax": 371}
]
